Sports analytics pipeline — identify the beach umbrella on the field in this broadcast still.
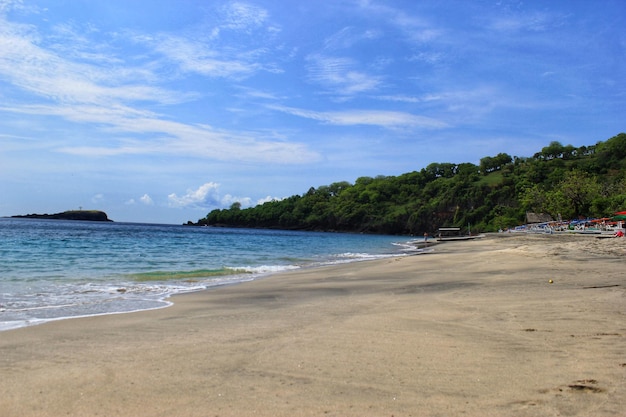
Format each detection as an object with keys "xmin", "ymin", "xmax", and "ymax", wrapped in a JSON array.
[
  {"xmin": 612, "ymin": 215, "xmax": 626, "ymax": 221},
  {"xmin": 615, "ymin": 211, "xmax": 626, "ymax": 215}
]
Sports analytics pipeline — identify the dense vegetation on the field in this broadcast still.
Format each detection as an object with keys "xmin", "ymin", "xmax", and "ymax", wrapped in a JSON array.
[{"xmin": 191, "ymin": 133, "xmax": 626, "ymax": 235}]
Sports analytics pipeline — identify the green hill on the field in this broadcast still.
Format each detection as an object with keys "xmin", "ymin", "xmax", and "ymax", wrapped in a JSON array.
[{"xmin": 190, "ymin": 133, "xmax": 626, "ymax": 235}]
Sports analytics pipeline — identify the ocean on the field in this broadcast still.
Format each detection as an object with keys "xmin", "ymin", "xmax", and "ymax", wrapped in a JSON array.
[{"xmin": 0, "ymin": 218, "xmax": 422, "ymax": 331}]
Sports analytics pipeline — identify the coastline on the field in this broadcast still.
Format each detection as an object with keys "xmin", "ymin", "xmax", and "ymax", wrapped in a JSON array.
[
  {"xmin": 1, "ymin": 234, "xmax": 624, "ymax": 416},
  {"xmin": 0, "ymin": 220, "xmax": 411, "ymax": 331}
]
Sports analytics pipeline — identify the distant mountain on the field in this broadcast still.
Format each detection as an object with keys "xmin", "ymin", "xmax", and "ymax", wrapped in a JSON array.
[{"xmin": 11, "ymin": 210, "xmax": 112, "ymax": 222}]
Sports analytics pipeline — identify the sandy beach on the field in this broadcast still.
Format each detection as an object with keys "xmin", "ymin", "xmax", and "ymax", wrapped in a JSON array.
[{"xmin": 1, "ymin": 234, "xmax": 624, "ymax": 416}]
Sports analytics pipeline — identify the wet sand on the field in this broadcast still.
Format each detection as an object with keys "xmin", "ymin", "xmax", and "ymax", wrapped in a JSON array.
[{"xmin": 1, "ymin": 233, "xmax": 624, "ymax": 416}]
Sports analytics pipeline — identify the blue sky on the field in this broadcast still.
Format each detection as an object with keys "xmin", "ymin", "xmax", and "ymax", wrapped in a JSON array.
[{"xmin": 1, "ymin": 0, "xmax": 624, "ymax": 224}]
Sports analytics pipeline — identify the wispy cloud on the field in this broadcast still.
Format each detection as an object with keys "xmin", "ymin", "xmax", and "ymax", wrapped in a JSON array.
[
  {"xmin": 91, "ymin": 193, "xmax": 105, "ymax": 204},
  {"xmin": 235, "ymin": 86, "xmax": 286, "ymax": 101},
  {"xmin": 219, "ymin": 2, "xmax": 271, "ymax": 32},
  {"xmin": 407, "ymin": 51, "xmax": 445, "ymax": 65},
  {"xmin": 138, "ymin": 34, "xmax": 264, "ymax": 79},
  {"xmin": 487, "ymin": 10, "xmax": 567, "ymax": 33},
  {"xmin": 354, "ymin": 0, "xmax": 443, "ymax": 44},
  {"xmin": 305, "ymin": 54, "xmax": 382, "ymax": 96},
  {"xmin": 50, "ymin": 108, "xmax": 319, "ymax": 163},
  {"xmin": 0, "ymin": 6, "xmax": 316, "ymax": 164},
  {"xmin": 0, "ymin": 20, "xmax": 192, "ymax": 106},
  {"xmin": 323, "ymin": 26, "xmax": 381, "ymax": 51},
  {"xmin": 27, "ymin": 33, "xmax": 173, "ymax": 95},
  {"xmin": 124, "ymin": 194, "xmax": 153, "ymax": 206},
  {"xmin": 375, "ymin": 94, "xmax": 440, "ymax": 103},
  {"xmin": 269, "ymin": 105, "xmax": 447, "ymax": 129},
  {"xmin": 126, "ymin": 2, "xmax": 281, "ymax": 80}
]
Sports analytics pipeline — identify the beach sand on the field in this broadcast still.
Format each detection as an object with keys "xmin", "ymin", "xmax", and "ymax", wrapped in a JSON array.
[{"xmin": 1, "ymin": 234, "xmax": 624, "ymax": 416}]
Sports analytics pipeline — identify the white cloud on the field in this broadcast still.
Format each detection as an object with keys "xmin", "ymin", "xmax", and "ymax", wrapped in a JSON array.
[
  {"xmin": 168, "ymin": 182, "xmax": 221, "ymax": 209},
  {"xmin": 124, "ymin": 193, "xmax": 154, "ymax": 206},
  {"xmin": 269, "ymin": 105, "xmax": 447, "ymax": 129},
  {"xmin": 256, "ymin": 195, "xmax": 284, "ymax": 205},
  {"xmin": 124, "ymin": 194, "xmax": 153, "ymax": 205},
  {"xmin": 220, "ymin": 194, "xmax": 252, "ymax": 208},
  {"xmin": 140, "ymin": 194, "xmax": 154, "ymax": 205},
  {"xmin": 0, "ymin": 0, "xmax": 30, "ymax": 15},
  {"xmin": 167, "ymin": 182, "xmax": 263, "ymax": 210},
  {"xmin": 91, "ymin": 193, "xmax": 104, "ymax": 204}
]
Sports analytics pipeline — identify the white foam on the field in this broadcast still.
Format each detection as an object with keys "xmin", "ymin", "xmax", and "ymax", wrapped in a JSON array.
[
  {"xmin": 225, "ymin": 264, "xmax": 301, "ymax": 274},
  {"xmin": 0, "ymin": 301, "xmax": 173, "ymax": 332}
]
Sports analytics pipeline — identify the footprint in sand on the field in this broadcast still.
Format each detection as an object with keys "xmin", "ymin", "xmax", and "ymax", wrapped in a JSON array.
[{"xmin": 566, "ymin": 379, "xmax": 604, "ymax": 394}]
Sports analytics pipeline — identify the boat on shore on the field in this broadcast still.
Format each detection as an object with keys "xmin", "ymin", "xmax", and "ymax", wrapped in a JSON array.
[{"xmin": 436, "ymin": 227, "xmax": 484, "ymax": 241}]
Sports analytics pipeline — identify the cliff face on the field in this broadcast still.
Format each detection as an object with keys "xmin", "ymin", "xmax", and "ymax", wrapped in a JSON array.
[{"xmin": 12, "ymin": 210, "xmax": 112, "ymax": 222}]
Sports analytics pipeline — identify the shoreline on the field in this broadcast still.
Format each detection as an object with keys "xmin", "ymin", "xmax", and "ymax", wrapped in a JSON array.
[
  {"xmin": 0, "ymin": 221, "xmax": 415, "ymax": 333},
  {"xmin": 0, "ymin": 250, "xmax": 416, "ymax": 333},
  {"xmin": 1, "ymin": 234, "xmax": 624, "ymax": 416},
  {"xmin": 1, "ymin": 235, "xmax": 442, "ymax": 332}
]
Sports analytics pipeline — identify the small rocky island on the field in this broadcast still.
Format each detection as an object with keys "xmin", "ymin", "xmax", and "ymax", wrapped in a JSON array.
[{"xmin": 11, "ymin": 210, "xmax": 112, "ymax": 222}]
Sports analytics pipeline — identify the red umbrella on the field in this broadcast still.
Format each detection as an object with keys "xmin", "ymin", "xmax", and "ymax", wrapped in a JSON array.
[{"xmin": 615, "ymin": 211, "xmax": 626, "ymax": 215}]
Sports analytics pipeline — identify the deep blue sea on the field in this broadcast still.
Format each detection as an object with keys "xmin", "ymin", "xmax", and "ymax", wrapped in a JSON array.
[{"xmin": 0, "ymin": 218, "xmax": 422, "ymax": 331}]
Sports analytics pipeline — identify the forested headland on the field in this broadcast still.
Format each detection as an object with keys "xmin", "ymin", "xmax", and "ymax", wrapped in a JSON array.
[
  {"xmin": 190, "ymin": 133, "xmax": 626, "ymax": 235},
  {"xmin": 11, "ymin": 210, "xmax": 112, "ymax": 222}
]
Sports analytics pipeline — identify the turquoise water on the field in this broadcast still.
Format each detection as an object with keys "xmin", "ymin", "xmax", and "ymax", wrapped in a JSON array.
[{"xmin": 0, "ymin": 218, "xmax": 421, "ymax": 330}]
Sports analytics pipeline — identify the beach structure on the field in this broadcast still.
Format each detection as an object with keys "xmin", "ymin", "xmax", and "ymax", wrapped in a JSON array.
[
  {"xmin": 436, "ymin": 227, "xmax": 482, "ymax": 241},
  {"xmin": 525, "ymin": 212, "xmax": 554, "ymax": 224}
]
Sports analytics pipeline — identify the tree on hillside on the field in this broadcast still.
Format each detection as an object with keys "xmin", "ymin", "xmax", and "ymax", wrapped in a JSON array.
[
  {"xmin": 547, "ymin": 170, "xmax": 601, "ymax": 219},
  {"xmin": 520, "ymin": 184, "xmax": 549, "ymax": 214},
  {"xmin": 537, "ymin": 141, "xmax": 566, "ymax": 160},
  {"xmin": 479, "ymin": 153, "xmax": 512, "ymax": 174}
]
